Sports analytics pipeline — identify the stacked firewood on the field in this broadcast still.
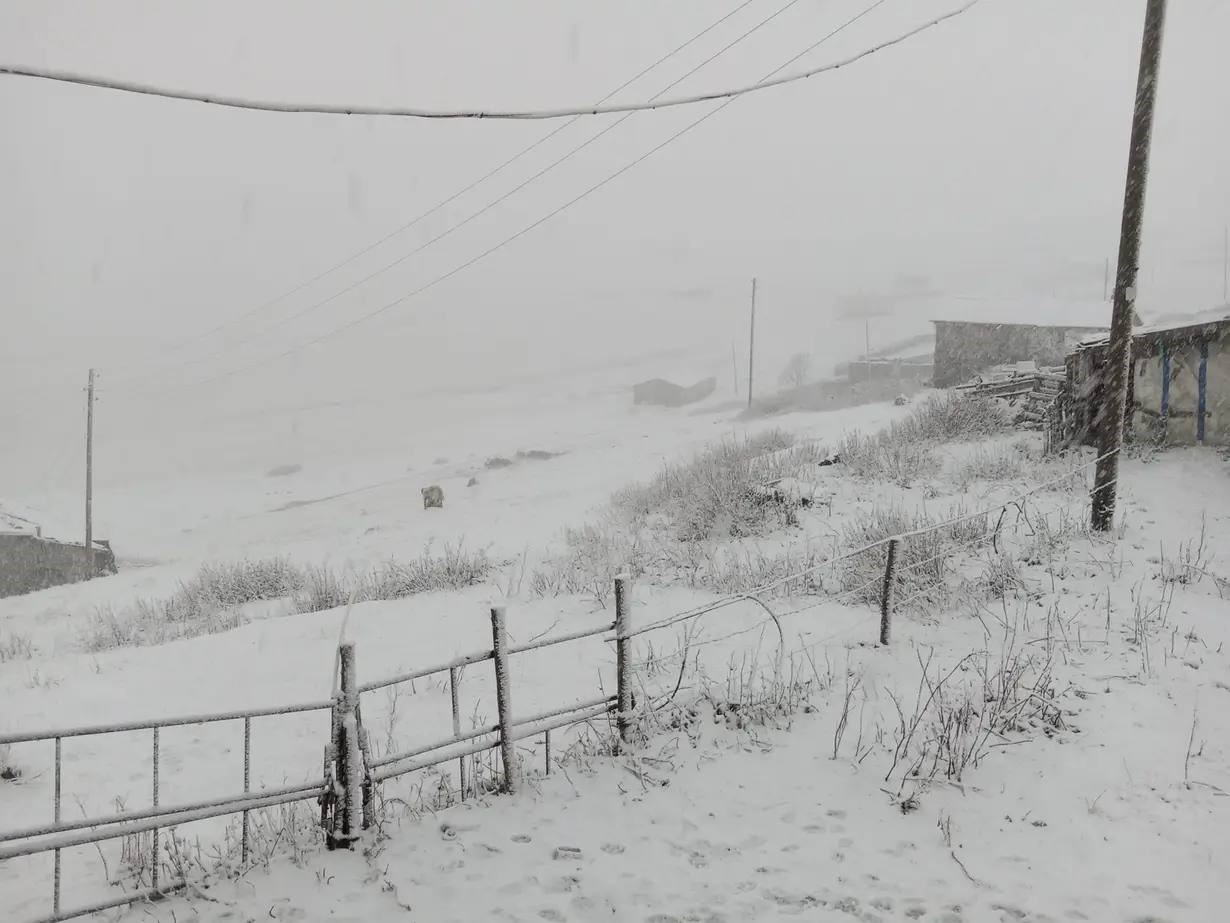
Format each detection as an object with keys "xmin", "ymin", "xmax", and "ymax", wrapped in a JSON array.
[{"xmin": 954, "ymin": 366, "xmax": 1066, "ymax": 430}]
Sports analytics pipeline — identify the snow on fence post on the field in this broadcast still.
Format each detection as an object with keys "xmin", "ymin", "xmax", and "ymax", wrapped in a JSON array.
[
  {"xmin": 614, "ymin": 575, "xmax": 633, "ymax": 748},
  {"xmin": 449, "ymin": 666, "xmax": 468, "ymax": 799},
  {"xmin": 325, "ymin": 642, "xmax": 362, "ymax": 849},
  {"xmin": 242, "ymin": 716, "xmax": 251, "ymax": 863},
  {"xmin": 879, "ymin": 538, "xmax": 900, "ymax": 646},
  {"xmin": 151, "ymin": 727, "xmax": 161, "ymax": 891},
  {"xmin": 341, "ymin": 643, "xmax": 363, "ymax": 841},
  {"xmin": 490, "ymin": 606, "xmax": 519, "ymax": 794}
]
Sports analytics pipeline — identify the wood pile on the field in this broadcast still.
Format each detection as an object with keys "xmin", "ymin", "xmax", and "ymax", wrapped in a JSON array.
[{"xmin": 954, "ymin": 365, "xmax": 1066, "ymax": 430}]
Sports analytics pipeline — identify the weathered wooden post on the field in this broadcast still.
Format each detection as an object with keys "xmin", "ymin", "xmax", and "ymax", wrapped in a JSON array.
[
  {"xmin": 490, "ymin": 606, "xmax": 519, "ymax": 793},
  {"xmin": 449, "ymin": 666, "xmax": 468, "ymax": 799},
  {"xmin": 326, "ymin": 642, "xmax": 361, "ymax": 849},
  {"xmin": 879, "ymin": 538, "xmax": 900, "ymax": 646},
  {"xmin": 614, "ymin": 575, "xmax": 634, "ymax": 748}
]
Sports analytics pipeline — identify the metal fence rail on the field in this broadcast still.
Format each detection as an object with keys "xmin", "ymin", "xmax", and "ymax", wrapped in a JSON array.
[{"xmin": 1, "ymin": 606, "xmax": 628, "ymax": 923}]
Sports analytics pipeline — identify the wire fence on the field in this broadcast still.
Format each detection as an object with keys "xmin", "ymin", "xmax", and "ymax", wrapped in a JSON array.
[{"xmin": 0, "ymin": 447, "xmax": 1117, "ymax": 923}]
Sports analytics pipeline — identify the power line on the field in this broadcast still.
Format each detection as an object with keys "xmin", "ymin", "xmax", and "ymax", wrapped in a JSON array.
[
  {"xmin": 131, "ymin": 0, "xmax": 813, "ymax": 384},
  {"xmin": 129, "ymin": 0, "xmax": 763, "ymax": 369},
  {"xmin": 0, "ymin": 0, "xmax": 979, "ymax": 122},
  {"xmin": 159, "ymin": 0, "xmax": 974, "ymax": 393}
]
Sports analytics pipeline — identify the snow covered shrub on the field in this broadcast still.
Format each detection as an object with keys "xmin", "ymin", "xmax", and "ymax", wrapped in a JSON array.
[
  {"xmin": 697, "ymin": 543, "xmax": 829, "ymax": 596},
  {"xmin": 837, "ymin": 430, "xmax": 940, "ymax": 487},
  {"xmin": 838, "ymin": 394, "xmax": 1009, "ymax": 487},
  {"xmin": 953, "ymin": 442, "xmax": 1034, "ymax": 488},
  {"xmin": 529, "ymin": 520, "xmax": 643, "ymax": 601},
  {"xmin": 0, "ymin": 632, "xmax": 35, "ymax": 662},
  {"xmin": 293, "ymin": 564, "xmax": 350, "ymax": 613},
  {"xmin": 0, "ymin": 743, "xmax": 18, "ymax": 782},
  {"xmin": 353, "ymin": 543, "xmax": 492, "ymax": 601},
  {"xmin": 839, "ymin": 505, "xmax": 988, "ymax": 607},
  {"xmin": 614, "ymin": 430, "xmax": 824, "ymax": 542},
  {"xmin": 193, "ymin": 557, "xmax": 304, "ymax": 606},
  {"xmin": 892, "ymin": 392, "xmax": 1010, "ymax": 443},
  {"xmin": 980, "ymin": 552, "xmax": 1027, "ymax": 598},
  {"xmin": 80, "ymin": 557, "xmax": 304, "ymax": 651}
]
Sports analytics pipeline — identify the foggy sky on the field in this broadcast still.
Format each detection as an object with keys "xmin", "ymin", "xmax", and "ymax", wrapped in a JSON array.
[{"xmin": 2, "ymin": 0, "xmax": 1228, "ymax": 492}]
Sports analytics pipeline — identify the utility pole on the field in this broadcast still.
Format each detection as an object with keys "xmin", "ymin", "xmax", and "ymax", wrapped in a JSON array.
[
  {"xmin": 1223, "ymin": 224, "xmax": 1228, "ymax": 304},
  {"xmin": 1103, "ymin": 257, "xmax": 1110, "ymax": 301},
  {"xmin": 731, "ymin": 342, "xmax": 740, "ymax": 396},
  {"xmin": 84, "ymin": 368, "xmax": 96, "ymax": 556},
  {"xmin": 865, "ymin": 318, "xmax": 872, "ymax": 361},
  {"xmin": 747, "ymin": 278, "xmax": 757, "ymax": 408},
  {"xmin": 1091, "ymin": 0, "xmax": 1168, "ymax": 532}
]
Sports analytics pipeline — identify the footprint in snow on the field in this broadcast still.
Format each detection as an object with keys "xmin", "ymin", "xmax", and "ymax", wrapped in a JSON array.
[{"xmin": 601, "ymin": 843, "xmax": 626, "ymax": 855}]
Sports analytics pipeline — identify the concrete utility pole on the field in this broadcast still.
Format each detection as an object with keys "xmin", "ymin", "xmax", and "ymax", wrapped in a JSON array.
[
  {"xmin": 1091, "ymin": 0, "xmax": 1168, "ymax": 532},
  {"xmin": 84, "ymin": 368, "xmax": 96, "ymax": 555},
  {"xmin": 747, "ymin": 278, "xmax": 757, "ymax": 408}
]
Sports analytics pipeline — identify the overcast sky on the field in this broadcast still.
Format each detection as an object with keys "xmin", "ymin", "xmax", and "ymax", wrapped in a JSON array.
[{"xmin": 2, "ymin": 0, "xmax": 1227, "ymax": 490}]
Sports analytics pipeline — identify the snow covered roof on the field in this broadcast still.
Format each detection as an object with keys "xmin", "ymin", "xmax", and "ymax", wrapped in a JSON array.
[
  {"xmin": 1077, "ymin": 313, "xmax": 1230, "ymax": 349},
  {"xmin": 0, "ymin": 507, "xmax": 40, "ymax": 535},
  {"xmin": 930, "ymin": 298, "xmax": 1110, "ymax": 330}
]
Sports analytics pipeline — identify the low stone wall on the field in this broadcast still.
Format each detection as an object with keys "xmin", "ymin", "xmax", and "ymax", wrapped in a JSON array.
[{"xmin": 0, "ymin": 534, "xmax": 113, "ymax": 599}]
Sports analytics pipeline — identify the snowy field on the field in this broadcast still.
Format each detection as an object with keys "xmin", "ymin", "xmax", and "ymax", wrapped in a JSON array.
[{"xmin": 3, "ymin": 383, "xmax": 1230, "ymax": 923}]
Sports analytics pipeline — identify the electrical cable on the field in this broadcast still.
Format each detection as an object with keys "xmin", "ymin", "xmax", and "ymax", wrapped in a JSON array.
[{"xmin": 0, "ymin": 2, "xmax": 982, "ymax": 122}]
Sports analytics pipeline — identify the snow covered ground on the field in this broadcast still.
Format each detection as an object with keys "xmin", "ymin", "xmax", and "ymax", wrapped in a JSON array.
[{"xmin": 3, "ymin": 383, "xmax": 1229, "ymax": 922}]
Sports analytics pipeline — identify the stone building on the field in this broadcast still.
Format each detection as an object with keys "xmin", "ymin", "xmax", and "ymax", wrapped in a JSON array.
[
  {"xmin": 932, "ymin": 315, "xmax": 1109, "ymax": 388},
  {"xmin": 1063, "ymin": 314, "xmax": 1230, "ymax": 448},
  {"xmin": 0, "ymin": 530, "xmax": 116, "ymax": 598}
]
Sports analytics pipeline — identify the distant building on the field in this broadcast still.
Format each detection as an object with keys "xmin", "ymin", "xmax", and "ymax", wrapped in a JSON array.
[
  {"xmin": 632, "ymin": 376, "xmax": 717, "ymax": 408},
  {"xmin": 1062, "ymin": 314, "xmax": 1230, "ymax": 448},
  {"xmin": 0, "ymin": 512, "xmax": 116, "ymax": 598},
  {"xmin": 931, "ymin": 301, "xmax": 1110, "ymax": 388}
]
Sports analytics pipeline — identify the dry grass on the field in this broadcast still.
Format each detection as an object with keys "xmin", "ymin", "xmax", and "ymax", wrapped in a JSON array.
[
  {"xmin": 839, "ymin": 393, "xmax": 1010, "ymax": 488},
  {"xmin": 614, "ymin": 430, "xmax": 825, "ymax": 542},
  {"xmin": 839, "ymin": 505, "xmax": 989, "ymax": 607},
  {"xmin": 529, "ymin": 519, "xmax": 643, "ymax": 602},
  {"xmin": 291, "ymin": 544, "xmax": 495, "ymax": 613},
  {"xmin": 0, "ymin": 632, "xmax": 35, "ymax": 663},
  {"xmin": 81, "ymin": 557, "xmax": 303, "ymax": 652},
  {"xmin": 81, "ymin": 547, "xmax": 492, "ymax": 652}
]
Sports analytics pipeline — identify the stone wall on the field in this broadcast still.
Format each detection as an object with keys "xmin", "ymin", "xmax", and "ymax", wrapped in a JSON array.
[
  {"xmin": 1129, "ymin": 336, "xmax": 1228, "ymax": 446},
  {"xmin": 0, "ymin": 534, "xmax": 113, "ymax": 599},
  {"xmin": 933, "ymin": 322, "xmax": 1105, "ymax": 388}
]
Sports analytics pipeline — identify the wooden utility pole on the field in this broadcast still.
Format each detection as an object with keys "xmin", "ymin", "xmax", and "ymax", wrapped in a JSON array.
[
  {"xmin": 731, "ymin": 342, "xmax": 740, "ymax": 396},
  {"xmin": 747, "ymin": 278, "xmax": 757, "ymax": 408},
  {"xmin": 84, "ymin": 368, "xmax": 96, "ymax": 555},
  {"xmin": 1091, "ymin": 0, "xmax": 1168, "ymax": 532},
  {"xmin": 1223, "ymin": 224, "xmax": 1228, "ymax": 304}
]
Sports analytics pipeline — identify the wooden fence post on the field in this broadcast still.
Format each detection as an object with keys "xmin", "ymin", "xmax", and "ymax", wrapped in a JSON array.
[
  {"xmin": 449, "ymin": 666, "xmax": 468, "ymax": 799},
  {"xmin": 879, "ymin": 538, "xmax": 900, "ymax": 646},
  {"xmin": 490, "ymin": 606, "xmax": 518, "ymax": 794},
  {"xmin": 327, "ymin": 642, "xmax": 361, "ymax": 849},
  {"xmin": 614, "ymin": 576, "xmax": 633, "ymax": 748}
]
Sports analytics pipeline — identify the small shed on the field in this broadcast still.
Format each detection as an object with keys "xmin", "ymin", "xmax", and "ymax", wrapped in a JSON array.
[
  {"xmin": 930, "ymin": 301, "xmax": 1109, "ymax": 388},
  {"xmin": 1064, "ymin": 315, "xmax": 1230, "ymax": 447}
]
